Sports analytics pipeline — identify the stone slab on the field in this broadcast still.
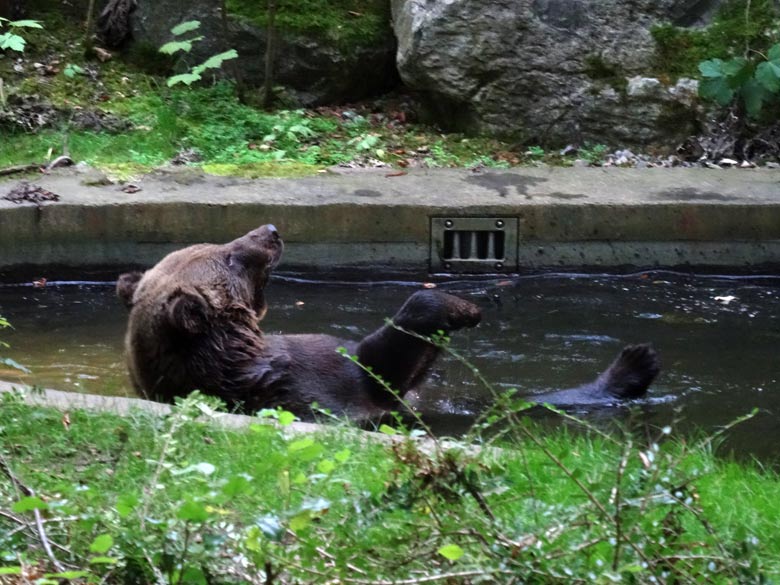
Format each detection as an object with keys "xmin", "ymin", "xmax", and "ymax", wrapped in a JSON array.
[{"xmin": 1, "ymin": 167, "xmax": 779, "ymax": 276}]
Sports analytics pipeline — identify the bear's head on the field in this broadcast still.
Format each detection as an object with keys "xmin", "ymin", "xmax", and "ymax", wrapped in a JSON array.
[
  {"xmin": 117, "ymin": 225, "xmax": 283, "ymax": 400},
  {"xmin": 118, "ymin": 224, "xmax": 283, "ymax": 322}
]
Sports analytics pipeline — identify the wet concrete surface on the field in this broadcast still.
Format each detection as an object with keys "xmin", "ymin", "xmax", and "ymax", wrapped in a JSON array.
[{"xmin": 1, "ymin": 166, "xmax": 779, "ymax": 274}]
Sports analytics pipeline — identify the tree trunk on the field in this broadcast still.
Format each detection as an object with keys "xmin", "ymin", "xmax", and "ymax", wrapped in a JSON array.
[
  {"xmin": 262, "ymin": 0, "xmax": 277, "ymax": 109},
  {"xmin": 220, "ymin": 0, "xmax": 245, "ymax": 101},
  {"xmin": 83, "ymin": 0, "xmax": 97, "ymax": 50}
]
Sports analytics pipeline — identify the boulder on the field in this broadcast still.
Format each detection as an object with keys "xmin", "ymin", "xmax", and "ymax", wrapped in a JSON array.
[
  {"xmin": 128, "ymin": 0, "xmax": 398, "ymax": 105},
  {"xmin": 391, "ymin": 0, "xmax": 723, "ymax": 148}
]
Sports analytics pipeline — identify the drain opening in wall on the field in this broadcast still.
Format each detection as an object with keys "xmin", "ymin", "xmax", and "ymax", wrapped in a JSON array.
[{"xmin": 430, "ymin": 217, "xmax": 519, "ymax": 273}]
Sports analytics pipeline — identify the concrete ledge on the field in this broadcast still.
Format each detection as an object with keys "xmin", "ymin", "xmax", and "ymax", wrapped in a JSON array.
[
  {"xmin": 0, "ymin": 380, "xmax": 332, "ymax": 435},
  {"xmin": 0, "ymin": 381, "xmax": 480, "ymax": 454},
  {"xmin": 1, "ymin": 167, "xmax": 779, "ymax": 275}
]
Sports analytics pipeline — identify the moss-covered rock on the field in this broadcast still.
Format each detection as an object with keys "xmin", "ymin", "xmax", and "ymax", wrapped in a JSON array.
[
  {"xmin": 128, "ymin": 0, "xmax": 398, "ymax": 105},
  {"xmin": 651, "ymin": 0, "xmax": 780, "ymax": 79},
  {"xmin": 226, "ymin": 0, "xmax": 392, "ymax": 52}
]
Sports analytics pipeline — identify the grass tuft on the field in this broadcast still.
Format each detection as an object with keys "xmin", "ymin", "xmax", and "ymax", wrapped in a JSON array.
[{"xmin": 0, "ymin": 389, "xmax": 778, "ymax": 582}]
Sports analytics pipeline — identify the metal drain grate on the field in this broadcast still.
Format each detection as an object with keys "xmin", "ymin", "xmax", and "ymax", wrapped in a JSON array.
[{"xmin": 430, "ymin": 217, "xmax": 518, "ymax": 273}]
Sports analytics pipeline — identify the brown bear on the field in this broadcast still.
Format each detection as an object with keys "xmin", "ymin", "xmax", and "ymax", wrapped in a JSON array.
[{"xmin": 117, "ymin": 224, "xmax": 659, "ymax": 421}]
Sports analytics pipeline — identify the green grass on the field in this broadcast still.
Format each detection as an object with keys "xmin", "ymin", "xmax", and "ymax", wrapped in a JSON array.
[
  {"xmin": 225, "ymin": 0, "xmax": 392, "ymax": 50},
  {"xmin": 0, "ymin": 391, "xmax": 778, "ymax": 583},
  {"xmin": 0, "ymin": 80, "xmax": 538, "ymax": 177}
]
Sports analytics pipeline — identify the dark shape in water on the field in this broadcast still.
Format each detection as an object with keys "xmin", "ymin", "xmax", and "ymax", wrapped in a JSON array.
[
  {"xmin": 116, "ymin": 225, "xmax": 660, "ymax": 422},
  {"xmin": 531, "ymin": 344, "xmax": 659, "ymax": 406}
]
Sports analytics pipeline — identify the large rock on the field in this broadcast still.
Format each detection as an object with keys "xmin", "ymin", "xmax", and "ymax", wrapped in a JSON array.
[
  {"xmin": 128, "ymin": 0, "xmax": 397, "ymax": 105},
  {"xmin": 391, "ymin": 0, "xmax": 723, "ymax": 148}
]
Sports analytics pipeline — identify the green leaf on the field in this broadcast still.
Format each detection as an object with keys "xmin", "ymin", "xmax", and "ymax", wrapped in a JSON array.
[
  {"xmin": 89, "ymin": 534, "xmax": 113, "ymax": 554},
  {"xmin": 722, "ymin": 57, "xmax": 749, "ymax": 83},
  {"xmin": 699, "ymin": 77, "xmax": 735, "ymax": 106},
  {"xmin": 756, "ymin": 60, "xmax": 780, "ymax": 92},
  {"xmin": 171, "ymin": 20, "xmax": 201, "ymax": 36},
  {"xmin": 12, "ymin": 496, "xmax": 48, "ymax": 513},
  {"xmin": 159, "ymin": 39, "xmax": 198, "ymax": 55},
  {"xmin": 180, "ymin": 567, "xmax": 207, "ymax": 585},
  {"xmin": 178, "ymin": 500, "xmax": 209, "ymax": 522},
  {"xmin": 334, "ymin": 448, "xmax": 351, "ymax": 463},
  {"xmin": 288, "ymin": 123, "xmax": 315, "ymax": 137},
  {"xmin": 277, "ymin": 410, "xmax": 295, "ymax": 426},
  {"xmin": 438, "ymin": 544, "xmax": 464, "ymax": 561},
  {"xmin": 0, "ymin": 567, "xmax": 22, "ymax": 575},
  {"xmin": 89, "ymin": 556, "xmax": 118, "ymax": 565},
  {"xmin": 288, "ymin": 438, "xmax": 324, "ymax": 462},
  {"xmin": 742, "ymin": 79, "xmax": 767, "ymax": 118},
  {"xmin": 0, "ymin": 32, "xmax": 26, "ymax": 52},
  {"xmin": 64, "ymin": 64, "xmax": 85, "ymax": 79},
  {"xmin": 9, "ymin": 19, "xmax": 42, "ymax": 29},
  {"xmin": 288, "ymin": 437, "xmax": 315, "ymax": 452},
  {"xmin": 196, "ymin": 49, "xmax": 238, "ymax": 72},
  {"xmin": 167, "ymin": 72, "xmax": 201, "ymax": 87},
  {"xmin": 698, "ymin": 59, "xmax": 724, "ymax": 78},
  {"xmin": 115, "ymin": 493, "xmax": 137, "ymax": 518},
  {"xmin": 378, "ymin": 424, "xmax": 397, "ymax": 435},
  {"xmin": 317, "ymin": 459, "xmax": 335, "ymax": 474},
  {"xmin": 222, "ymin": 474, "xmax": 251, "ymax": 497},
  {"xmin": 44, "ymin": 571, "xmax": 91, "ymax": 579},
  {"xmin": 768, "ymin": 44, "xmax": 780, "ymax": 61},
  {"xmin": 289, "ymin": 511, "xmax": 311, "ymax": 532}
]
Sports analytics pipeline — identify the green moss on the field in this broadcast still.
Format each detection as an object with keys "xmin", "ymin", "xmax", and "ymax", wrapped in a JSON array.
[
  {"xmin": 651, "ymin": 0, "xmax": 780, "ymax": 79},
  {"xmin": 583, "ymin": 54, "xmax": 628, "ymax": 92},
  {"xmin": 202, "ymin": 161, "xmax": 322, "ymax": 178},
  {"xmin": 226, "ymin": 0, "xmax": 392, "ymax": 50}
]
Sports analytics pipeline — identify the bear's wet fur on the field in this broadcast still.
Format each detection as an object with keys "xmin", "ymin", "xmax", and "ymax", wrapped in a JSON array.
[{"xmin": 117, "ymin": 224, "xmax": 660, "ymax": 422}]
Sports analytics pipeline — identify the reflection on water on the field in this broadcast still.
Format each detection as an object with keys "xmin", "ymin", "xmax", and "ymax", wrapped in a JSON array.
[{"xmin": 0, "ymin": 272, "xmax": 778, "ymax": 459}]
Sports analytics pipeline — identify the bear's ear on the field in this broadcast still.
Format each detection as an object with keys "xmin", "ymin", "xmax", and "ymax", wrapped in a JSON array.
[
  {"xmin": 227, "ymin": 248, "xmax": 274, "ymax": 272},
  {"xmin": 117, "ymin": 271, "xmax": 144, "ymax": 309},
  {"xmin": 164, "ymin": 289, "xmax": 209, "ymax": 335}
]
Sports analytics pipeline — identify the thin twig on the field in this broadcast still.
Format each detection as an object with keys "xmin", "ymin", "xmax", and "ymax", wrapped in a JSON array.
[
  {"xmin": 342, "ymin": 569, "xmax": 517, "ymax": 584},
  {"xmin": 611, "ymin": 436, "xmax": 632, "ymax": 571},
  {"xmin": 0, "ymin": 451, "xmax": 66, "ymax": 572}
]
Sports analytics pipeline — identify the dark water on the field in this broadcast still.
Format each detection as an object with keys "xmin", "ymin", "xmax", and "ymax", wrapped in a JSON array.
[{"xmin": 0, "ymin": 272, "xmax": 778, "ymax": 459}]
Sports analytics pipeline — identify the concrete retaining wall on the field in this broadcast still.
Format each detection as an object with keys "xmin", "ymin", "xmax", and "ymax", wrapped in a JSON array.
[{"xmin": 2, "ymin": 167, "xmax": 779, "ymax": 277}]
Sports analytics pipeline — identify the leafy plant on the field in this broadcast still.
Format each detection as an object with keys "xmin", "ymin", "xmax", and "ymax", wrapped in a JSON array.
[
  {"xmin": 0, "ymin": 17, "xmax": 43, "ymax": 53},
  {"xmin": 159, "ymin": 20, "xmax": 238, "ymax": 87},
  {"xmin": 698, "ymin": 43, "xmax": 780, "ymax": 117},
  {"xmin": 63, "ymin": 63, "xmax": 85, "ymax": 79},
  {"xmin": 0, "ymin": 18, "xmax": 43, "ymax": 110},
  {"xmin": 578, "ymin": 142, "xmax": 609, "ymax": 164},
  {"xmin": 526, "ymin": 145, "xmax": 545, "ymax": 158}
]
